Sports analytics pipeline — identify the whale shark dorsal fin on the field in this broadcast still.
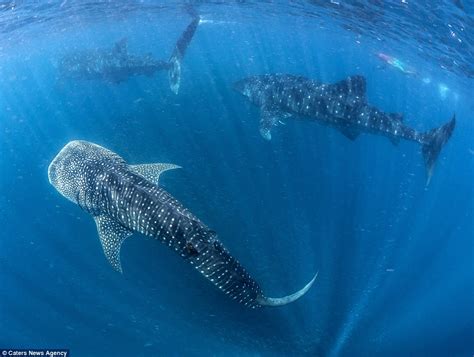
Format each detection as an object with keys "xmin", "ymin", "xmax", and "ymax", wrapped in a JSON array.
[
  {"xmin": 333, "ymin": 75, "xmax": 366, "ymax": 98},
  {"xmin": 389, "ymin": 112, "xmax": 404, "ymax": 122},
  {"xmin": 94, "ymin": 215, "xmax": 133, "ymax": 273},
  {"xmin": 130, "ymin": 163, "xmax": 181, "ymax": 185},
  {"xmin": 113, "ymin": 38, "xmax": 128, "ymax": 56}
]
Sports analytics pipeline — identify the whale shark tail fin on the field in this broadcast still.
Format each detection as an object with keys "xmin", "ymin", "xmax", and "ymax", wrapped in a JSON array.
[
  {"xmin": 168, "ymin": 12, "xmax": 200, "ymax": 94},
  {"xmin": 168, "ymin": 51, "xmax": 182, "ymax": 95},
  {"xmin": 421, "ymin": 114, "xmax": 456, "ymax": 185},
  {"xmin": 256, "ymin": 271, "xmax": 318, "ymax": 307}
]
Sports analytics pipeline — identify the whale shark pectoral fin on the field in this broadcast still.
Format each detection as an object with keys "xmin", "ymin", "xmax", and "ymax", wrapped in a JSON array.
[
  {"xmin": 94, "ymin": 215, "xmax": 133, "ymax": 273},
  {"xmin": 390, "ymin": 136, "xmax": 400, "ymax": 146},
  {"xmin": 130, "ymin": 163, "xmax": 181, "ymax": 185},
  {"xmin": 259, "ymin": 126, "xmax": 272, "ymax": 141},
  {"xmin": 260, "ymin": 108, "xmax": 287, "ymax": 141},
  {"xmin": 339, "ymin": 127, "xmax": 360, "ymax": 141}
]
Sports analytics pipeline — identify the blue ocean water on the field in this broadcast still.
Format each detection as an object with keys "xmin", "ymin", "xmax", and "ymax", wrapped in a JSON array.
[{"xmin": 0, "ymin": 1, "xmax": 473, "ymax": 356}]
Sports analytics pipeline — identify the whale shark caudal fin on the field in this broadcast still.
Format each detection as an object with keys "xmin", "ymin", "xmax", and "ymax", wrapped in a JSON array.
[
  {"xmin": 168, "ymin": 15, "xmax": 200, "ymax": 94},
  {"xmin": 94, "ymin": 214, "xmax": 133, "ymax": 273},
  {"xmin": 256, "ymin": 271, "xmax": 319, "ymax": 306},
  {"xmin": 422, "ymin": 114, "xmax": 456, "ymax": 186},
  {"xmin": 168, "ymin": 53, "xmax": 181, "ymax": 95},
  {"xmin": 129, "ymin": 163, "xmax": 181, "ymax": 185}
]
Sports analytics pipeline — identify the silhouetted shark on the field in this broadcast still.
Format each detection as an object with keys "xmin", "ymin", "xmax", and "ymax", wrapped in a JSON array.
[
  {"xmin": 234, "ymin": 74, "xmax": 455, "ymax": 184},
  {"xmin": 58, "ymin": 15, "xmax": 199, "ymax": 94},
  {"xmin": 48, "ymin": 140, "xmax": 317, "ymax": 308}
]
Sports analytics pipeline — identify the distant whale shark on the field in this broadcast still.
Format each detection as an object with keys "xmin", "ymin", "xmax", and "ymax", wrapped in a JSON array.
[
  {"xmin": 48, "ymin": 141, "xmax": 317, "ymax": 308},
  {"xmin": 58, "ymin": 14, "xmax": 199, "ymax": 94},
  {"xmin": 234, "ymin": 74, "xmax": 455, "ymax": 184}
]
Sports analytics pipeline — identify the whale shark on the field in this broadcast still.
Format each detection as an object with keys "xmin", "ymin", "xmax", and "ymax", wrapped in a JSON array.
[
  {"xmin": 48, "ymin": 140, "xmax": 317, "ymax": 308},
  {"xmin": 234, "ymin": 74, "xmax": 455, "ymax": 184},
  {"xmin": 58, "ymin": 14, "xmax": 199, "ymax": 94}
]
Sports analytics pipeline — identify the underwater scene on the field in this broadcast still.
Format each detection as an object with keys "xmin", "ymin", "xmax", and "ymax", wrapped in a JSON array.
[{"xmin": 0, "ymin": 1, "xmax": 473, "ymax": 356}]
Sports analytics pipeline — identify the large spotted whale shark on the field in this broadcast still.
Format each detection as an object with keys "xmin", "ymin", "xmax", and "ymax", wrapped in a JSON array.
[
  {"xmin": 58, "ymin": 13, "xmax": 199, "ymax": 94},
  {"xmin": 234, "ymin": 74, "xmax": 455, "ymax": 184},
  {"xmin": 48, "ymin": 141, "xmax": 317, "ymax": 308}
]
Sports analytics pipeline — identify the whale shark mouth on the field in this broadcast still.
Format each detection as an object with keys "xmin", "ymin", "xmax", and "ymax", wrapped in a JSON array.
[{"xmin": 47, "ymin": 158, "xmax": 57, "ymax": 186}]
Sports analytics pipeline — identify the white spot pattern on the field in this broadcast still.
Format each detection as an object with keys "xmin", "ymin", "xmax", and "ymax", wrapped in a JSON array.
[
  {"xmin": 234, "ymin": 74, "xmax": 422, "ymax": 146},
  {"xmin": 49, "ymin": 140, "xmax": 264, "ymax": 308}
]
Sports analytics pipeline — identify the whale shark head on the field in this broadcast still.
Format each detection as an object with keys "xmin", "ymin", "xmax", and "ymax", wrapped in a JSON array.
[
  {"xmin": 233, "ymin": 77, "xmax": 259, "ymax": 98},
  {"xmin": 48, "ymin": 140, "xmax": 97, "ymax": 202},
  {"xmin": 233, "ymin": 75, "xmax": 281, "ymax": 107},
  {"xmin": 48, "ymin": 140, "xmax": 124, "ymax": 203}
]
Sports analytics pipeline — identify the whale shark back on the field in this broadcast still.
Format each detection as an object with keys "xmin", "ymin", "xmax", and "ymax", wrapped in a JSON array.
[
  {"xmin": 331, "ymin": 75, "xmax": 367, "ymax": 100},
  {"xmin": 184, "ymin": 229, "xmax": 264, "ymax": 308}
]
